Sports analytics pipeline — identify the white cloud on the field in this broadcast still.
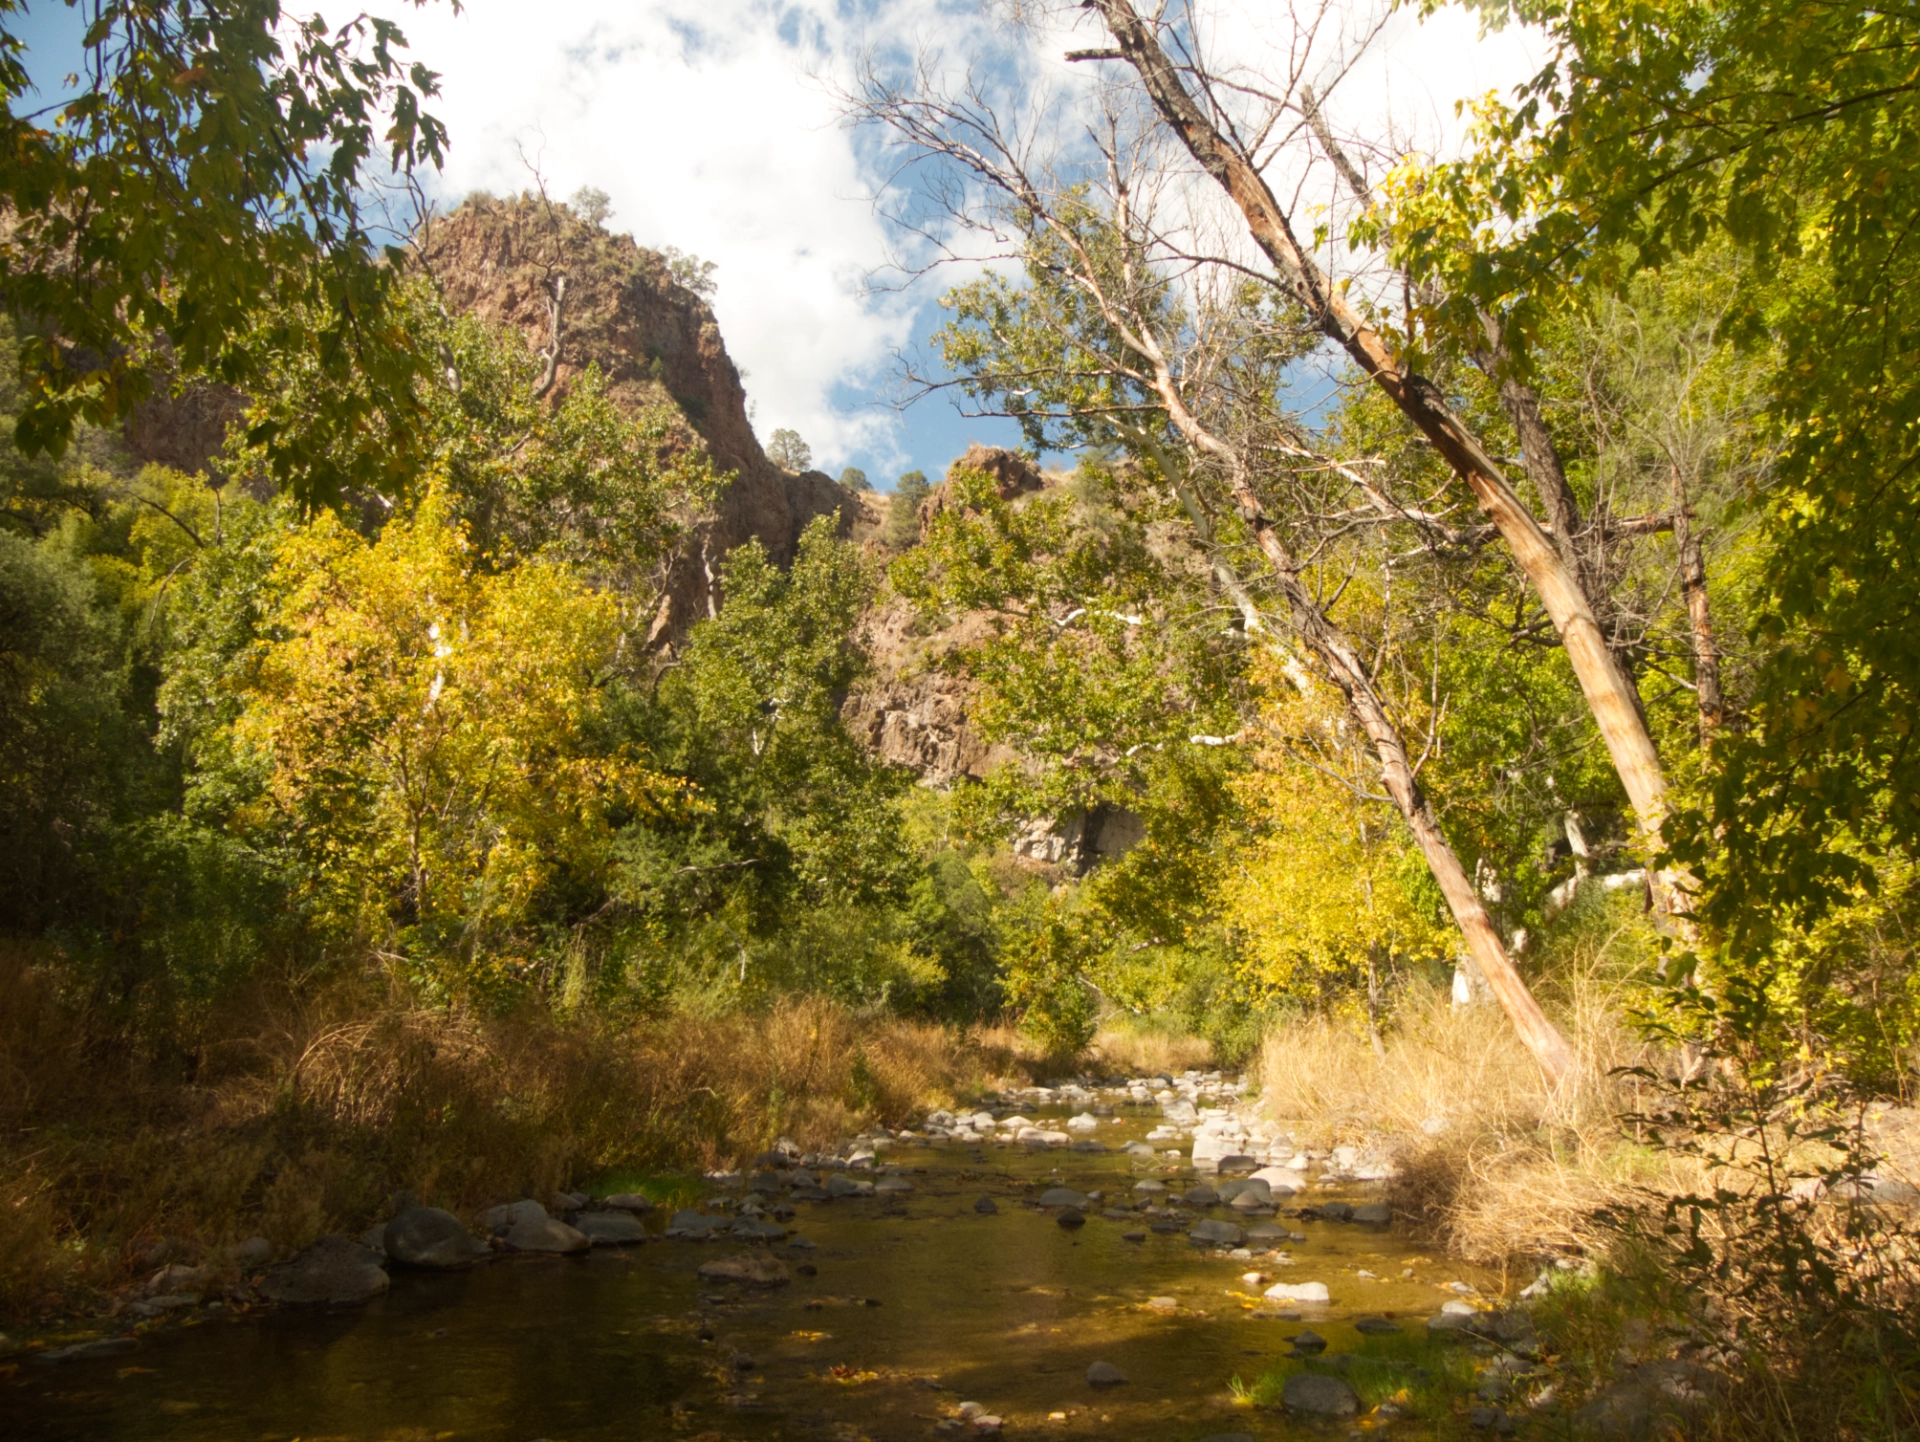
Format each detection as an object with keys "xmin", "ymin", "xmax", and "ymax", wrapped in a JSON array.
[{"xmin": 374, "ymin": 0, "xmax": 1542, "ymax": 476}]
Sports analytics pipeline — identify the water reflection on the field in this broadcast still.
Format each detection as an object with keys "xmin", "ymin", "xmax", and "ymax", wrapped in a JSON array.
[{"xmin": 7, "ymin": 1106, "xmax": 1478, "ymax": 1440}]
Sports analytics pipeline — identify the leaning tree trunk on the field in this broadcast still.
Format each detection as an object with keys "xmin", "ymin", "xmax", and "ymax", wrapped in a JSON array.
[
  {"xmin": 1088, "ymin": 0, "xmax": 1678, "ymax": 909},
  {"xmin": 1146, "ymin": 367, "xmax": 1578, "ymax": 1086}
]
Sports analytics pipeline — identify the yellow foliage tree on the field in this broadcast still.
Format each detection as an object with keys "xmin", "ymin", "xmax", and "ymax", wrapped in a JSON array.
[
  {"xmin": 231, "ymin": 486, "xmax": 669, "ymax": 997},
  {"xmin": 1225, "ymin": 660, "xmax": 1451, "ymax": 1043}
]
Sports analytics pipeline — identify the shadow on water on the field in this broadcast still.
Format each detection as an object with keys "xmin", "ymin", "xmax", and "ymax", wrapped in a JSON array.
[{"xmin": 5, "ymin": 1102, "xmax": 1484, "ymax": 1440}]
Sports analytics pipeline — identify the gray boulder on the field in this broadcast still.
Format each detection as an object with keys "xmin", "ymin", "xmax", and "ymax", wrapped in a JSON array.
[
  {"xmin": 1352, "ymin": 1202, "xmax": 1391, "ymax": 1224},
  {"xmin": 665, "ymin": 1209, "xmax": 728, "ymax": 1238},
  {"xmin": 257, "ymin": 1236, "xmax": 389, "ymax": 1306},
  {"xmin": 601, "ymin": 1192, "xmax": 654, "ymax": 1213},
  {"xmin": 825, "ymin": 1174, "xmax": 874, "ymax": 1198},
  {"xmin": 481, "ymin": 1198, "xmax": 549, "ymax": 1233},
  {"xmin": 574, "ymin": 1211, "xmax": 647, "ymax": 1246},
  {"xmin": 1182, "ymin": 1183, "xmax": 1220, "ymax": 1207},
  {"xmin": 384, "ymin": 1207, "xmax": 485, "ymax": 1269},
  {"xmin": 1188, "ymin": 1218, "xmax": 1246, "ymax": 1248},
  {"xmin": 1037, "ymin": 1187, "xmax": 1091, "ymax": 1209},
  {"xmin": 503, "ymin": 1215, "xmax": 590, "ymax": 1254},
  {"xmin": 1282, "ymin": 1372, "xmax": 1359, "ymax": 1417},
  {"xmin": 1086, "ymin": 1360, "xmax": 1128, "ymax": 1388},
  {"xmin": 225, "ymin": 1236, "xmax": 273, "ymax": 1269}
]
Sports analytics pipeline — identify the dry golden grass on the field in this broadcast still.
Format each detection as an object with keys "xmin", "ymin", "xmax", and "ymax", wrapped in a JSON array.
[
  {"xmin": 0, "ymin": 948, "xmax": 1022, "ymax": 1325},
  {"xmin": 1255, "ymin": 954, "xmax": 1707, "ymax": 1266},
  {"xmin": 1088, "ymin": 1020, "xmax": 1213, "ymax": 1077}
]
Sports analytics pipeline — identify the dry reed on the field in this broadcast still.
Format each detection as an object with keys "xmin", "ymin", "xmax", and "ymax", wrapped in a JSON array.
[
  {"xmin": 0, "ymin": 947, "xmax": 1026, "ymax": 1325},
  {"xmin": 1256, "ymin": 952, "xmax": 1705, "ymax": 1266},
  {"xmin": 1088, "ymin": 1019, "xmax": 1213, "ymax": 1077}
]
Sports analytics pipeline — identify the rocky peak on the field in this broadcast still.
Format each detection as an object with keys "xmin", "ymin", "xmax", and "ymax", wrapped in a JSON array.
[{"xmin": 413, "ymin": 195, "xmax": 850, "ymax": 639}]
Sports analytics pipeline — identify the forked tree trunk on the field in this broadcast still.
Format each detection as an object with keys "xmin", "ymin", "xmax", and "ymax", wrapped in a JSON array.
[{"xmin": 1087, "ymin": 0, "xmax": 1678, "ymax": 906}]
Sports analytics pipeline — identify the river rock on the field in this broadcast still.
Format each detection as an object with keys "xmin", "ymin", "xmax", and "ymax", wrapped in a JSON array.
[
  {"xmin": 1288, "ymin": 1329, "xmax": 1328, "ymax": 1353},
  {"xmin": 825, "ymin": 1174, "xmax": 875, "ymax": 1198},
  {"xmin": 257, "ymin": 1236, "xmax": 389, "ymax": 1306},
  {"xmin": 1352, "ymin": 1202, "xmax": 1391, "ymax": 1224},
  {"xmin": 697, "ymin": 1250, "xmax": 790, "ymax": 1287},
  {"xmin": 732, "ymin": 1217, "xmax": 788, "ymax": 1241},
  {"xmin": 575, "ymin": 1211, "xmax": 647, "ymax": 1246},
  {"xmin": 226, "ymin": 1236, "xmax": 273, "ymax": 1269},
  {"xmin": 1121, "ymin": 1230, "xmax": 1146, "ymax": 1243},
  {"xmin": 1182, "ymin": 1183, "xmax": 1219, "ymax": 1207},
  {"xmin": 1217, "ymin": 1179, "xmax": 1271, "ymax": 1205},
  {"xmin": 1249, "ymin": 1166, "xmax": 1300, "ymax": 1195},
  {"xmin": 550, "ymin": 1191, "xmax": 588, "ymax": 1213},
  {"xmin": 1355, "ymin": 1317, "xmax": 1403, "ymax": 1335},
  {"xmin": 1265, "ymin": 1280, "xmax": 1330, "ymax": 1303},
  {"xmin": 37, "ymin": 1336, "xmax": 141, "ymax": 1364},
  {"xmin": 1229, "ymin": 1191, "xmax": 1271, "ymax": 1214},
  {"xmin": 385, "ymin": 1207, "xmax": 486, "ymax": 1269},
  {"xmin": 1037, "ymin": 1187, "xmax": 1091, "ymax": 1209},
  {"xmin": 1124, "ymin": 1141, "xmax": 1156, "ymax": 1157},
  {"xmin": 1086, "ymin": 1360, "xmax": 1128, "ymax": 1388},
  {"xmin": 1066, "ymin": 1112, "xmax": 1100, "ymax": 1132},
  {"xmin": 481, "ymin": 1198, "xmax": 549, "ymax": 1233},
  {"xmin": 503, "ymin": 1215, "xmax": 589, "ymax": 1254},
  {"xmin": 974, "ymin": 1196, "xmax": 999, "ymax": 1214},
  {"xmin": 1317, "ymin": 1201, "xmax": 1354, "ymax": 1222},
  {"xmin": 1244, "ymin": 1222, "xmax": 1288, "ymax": 1242},
  {"xmin": 875, "ymin": 1176, "xmax": 914, "ymax": 1194},
  {"xmin": 1283, "ymin": 1372, "xmax": 1359, "ymax": 1417},
  {"xmin": 601, "ymin": 1192, "xmax": 654, "ymax": 1213},
  {"xmin": 145, "ymin": 1263, "xmax": 213, "ymax": 1297},
  {"xmin": 665, "ymin": 1208, "xmax": 727, "ymax": 1238},
  {"xmin": 1216, "ymin": 1154, "xmax": 1260, "ymax": 1175},
  {"xmin": 1188, "ymin": 1218, "xmax": 1246, "ymax": 1248},
  {"xmin": 1133, "ymin": 1179, "xmax": 1167, "ymax": 1196}
]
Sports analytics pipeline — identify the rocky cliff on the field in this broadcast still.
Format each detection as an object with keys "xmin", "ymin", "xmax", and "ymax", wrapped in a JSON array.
[{"xmin": 414, "ymin": 196, "xmax": 851, "ymax": 639}]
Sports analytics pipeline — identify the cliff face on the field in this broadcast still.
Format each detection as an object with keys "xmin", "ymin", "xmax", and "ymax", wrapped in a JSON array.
[{"xmin": 413, "ymin": 197, "xmax": 851, "ymax": 638}]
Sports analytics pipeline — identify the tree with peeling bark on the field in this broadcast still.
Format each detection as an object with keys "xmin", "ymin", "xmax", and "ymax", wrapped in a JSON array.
[{"xmin": 850, "ymin": 73, "xmax": 1579, "ymax": 1083}]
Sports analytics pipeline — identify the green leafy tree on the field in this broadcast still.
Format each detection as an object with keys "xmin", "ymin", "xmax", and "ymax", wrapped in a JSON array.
[
  {"xmin": 0, "ymin": 0, "xmax": 449, "ymax": 506},
  {"xmin": 884, "ymin": 469, "xmax": 930, "ymax": 549},
  {"xmin": 838, "ymin": 466, "xmax": 871, "ymax": 491},
  {"xmin": 766, "ymin": 427, "xmax": 812, "ymax": 471}
]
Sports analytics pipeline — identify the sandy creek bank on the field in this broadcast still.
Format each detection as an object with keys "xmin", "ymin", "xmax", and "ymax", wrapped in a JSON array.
[{"xmin": 6, "ymin": 1072, "xmax": 1512, "ymax": 1441}]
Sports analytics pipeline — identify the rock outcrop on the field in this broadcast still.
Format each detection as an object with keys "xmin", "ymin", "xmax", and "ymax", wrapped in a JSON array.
[{"xmin": 414, "ymin": 197, "xmax": 851, "ymax": 640}]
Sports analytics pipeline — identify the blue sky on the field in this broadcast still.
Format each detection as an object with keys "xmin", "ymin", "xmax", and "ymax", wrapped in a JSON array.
[{"xmin": 5, "ymin": 0, "xmax": 1539, "ymax": 491}]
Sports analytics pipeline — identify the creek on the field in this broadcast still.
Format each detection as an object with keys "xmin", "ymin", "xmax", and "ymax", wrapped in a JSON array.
[{"xmin": 7, "ymin": 1079, "xmax": 1493, "ymax": 1441}]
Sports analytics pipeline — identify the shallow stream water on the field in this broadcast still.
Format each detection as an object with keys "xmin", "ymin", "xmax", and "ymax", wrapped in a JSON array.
[{"xmin": 6, "ymin": 1096, "xmax": 1488, "ymax": 1441}]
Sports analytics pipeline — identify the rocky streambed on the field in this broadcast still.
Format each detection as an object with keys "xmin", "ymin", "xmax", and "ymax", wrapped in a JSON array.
[{"xmin": 6, "ymin": 1071, "xmax": 1568, "ymax": 1441}]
